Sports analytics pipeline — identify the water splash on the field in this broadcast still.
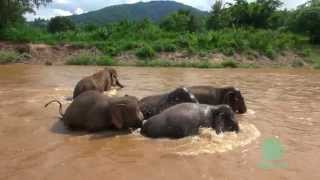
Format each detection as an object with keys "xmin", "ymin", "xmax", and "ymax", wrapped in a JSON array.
[
  {"xmin": 132, "ymin": 122, "xmax": 260, "ymax": 156},
  {"xmin": 176, "ymin": 122, "xmax": 260, "ymax": 156}
]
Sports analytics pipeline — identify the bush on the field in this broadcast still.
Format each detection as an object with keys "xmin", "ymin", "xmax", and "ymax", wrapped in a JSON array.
[
  {"xmin": 135, "ymin": 45, "xmax": 155, "ymax": 59},
  {"xmin": 0, "ymin": 50, "xmax": 24, "ymax": 64},
  {"xmin": 96, "ymin": 56, "xmax": 115, "ymax": 66},
  {"xmin": 66, "ymin": 52, "xmax": 95, "ymax": 65},
  {"xmin": 66, "ymin": 52, "xmax": 116, "ymax": 66},
  {"xmin": 48, "ymin": 16, "xmax": 76, "ymax": 33},
  {"xmin": 221, "ymin": 59, "xmax": 238, "ymax": 68},
  {"xmin": 291, "ymin": 59, "xmax": 304, "ymax": 68}
]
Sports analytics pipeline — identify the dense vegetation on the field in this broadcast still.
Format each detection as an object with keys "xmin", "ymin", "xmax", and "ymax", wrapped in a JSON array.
[{"xmin": 0, "ymin": 0, "xmax": 319, "ymax": 68}]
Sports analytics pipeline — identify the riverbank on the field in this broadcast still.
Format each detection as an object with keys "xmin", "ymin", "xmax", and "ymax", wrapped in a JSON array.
[{"xmin": 0, "ymin": 41, "xmax": 319, "ymax": 69}]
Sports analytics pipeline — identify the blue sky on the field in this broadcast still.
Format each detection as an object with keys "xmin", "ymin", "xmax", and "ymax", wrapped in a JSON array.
[{"xmin": 25, "ymin": 0, "xmax": 308, "ymax": 21}]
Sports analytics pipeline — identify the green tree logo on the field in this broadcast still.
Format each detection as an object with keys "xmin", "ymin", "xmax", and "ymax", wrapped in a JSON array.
[{"xmin": 258, "ymin": 137, "xmax": 287, "ymax": 169}]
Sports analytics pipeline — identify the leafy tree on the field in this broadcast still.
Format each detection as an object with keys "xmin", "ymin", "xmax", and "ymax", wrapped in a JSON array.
[
  {"xmin": 207, "ymin": 0, "xmax": 283, "ymax": 29},
  {"xmin": 160, "ymin": 9, "xmax": 203, "ymax": 32},
  {"xmin": 295, "ymin": 7, "xmax": 320, "ymax": 44},
  {"xmin": 207, "ymin": 0, "xmax": 231, "ymax": 30},
  {"xmin": 0, "ymin": 0, "xmax": 51, "ymax": 29},
  {"xmin": 31, "ymin": 17, "xmax": 47, "ymax": 28},
  {"xmin": 47, "ymin": 16, "xmax": 75, "ymax": 33}
]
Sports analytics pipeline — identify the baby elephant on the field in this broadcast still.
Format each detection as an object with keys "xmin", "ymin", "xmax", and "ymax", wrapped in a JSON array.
[
  {"xmin": 139, "ymin": 87, "xmax": 199, "ymax": 119},
  {"xmin": 73, "ymin": 68, "xmax": 124, "ymax": 99},
  {"xmin": 188, "ymin": 86, "xmax": 247, "ymax": 114},
  {"xmin": 141, "ymin": 103, "xmax": 239, "ymax": 139},
  {"xmin": 45, "ymin": 91, "xmax": 143, "ymax": 132}
]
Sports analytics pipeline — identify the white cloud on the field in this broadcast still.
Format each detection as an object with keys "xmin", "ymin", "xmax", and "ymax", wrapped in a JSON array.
[
  {"xmin": 74, "ymin": 7, "xmax": 85, "ymax": 15},
  {"xmin": 53, "ymin": 0, "xmax": 70, "ymax": 4},
  {"xmin": 53, "ymin": 8, "xmax": 73, "ymax": 16}
]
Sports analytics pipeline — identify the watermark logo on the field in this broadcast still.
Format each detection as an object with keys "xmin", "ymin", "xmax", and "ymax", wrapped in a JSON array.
[{"xmin": 258, "ymin": 137, "xmax": 288, "ymax": 169}]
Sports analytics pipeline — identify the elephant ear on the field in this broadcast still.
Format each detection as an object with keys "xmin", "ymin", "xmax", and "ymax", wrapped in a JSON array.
[
  {"xmin": 110, "ymin": 104, "xmax": 126, "ymax": 129},
  {"xmin": 223, "ymin": 91, "xmax": 236, "ymax": 107},
  {"xmin": 168, "ymin": 87, "xmax": 199, "ymax": 104}
]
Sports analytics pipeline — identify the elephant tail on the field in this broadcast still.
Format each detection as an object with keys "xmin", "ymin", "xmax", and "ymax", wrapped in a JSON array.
[{"xmin": 44, "ymin": 100, "xmax": 64, "ymax": 117}]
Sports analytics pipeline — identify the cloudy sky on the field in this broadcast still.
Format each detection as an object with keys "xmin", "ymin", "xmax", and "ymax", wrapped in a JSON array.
[{"xmin": 25, "ymin": 0, "xmax": 308, "ymax": 21}]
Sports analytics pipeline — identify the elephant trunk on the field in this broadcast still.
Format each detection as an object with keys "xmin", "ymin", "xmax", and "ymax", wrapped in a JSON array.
[
  {"xmin": 116, "ymin": 79, "xmax": 124, "ymax": 88},
  {"xmin": 238, "ymin": 100, "xmax": 247, "ymax": 114}
]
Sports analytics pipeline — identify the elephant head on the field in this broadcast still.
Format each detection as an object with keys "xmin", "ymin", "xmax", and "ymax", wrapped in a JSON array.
[
  {"xmin": 167, "ymin": 87, "xmax": 199, "ymax": 105},
  {"xmin": 223, "ymin": 87, "xmax": 247, "ymax": 114},
  {"xmin": 211, "ymin": 105, "xmax": 239, "ymax": 134},
  {"xmin": 110, "ymin": 96, "xmax": 144, "ymax": 129},
  {"xmin": 106, "ymin": 68, "xmax": 124, "ymax": 89}
]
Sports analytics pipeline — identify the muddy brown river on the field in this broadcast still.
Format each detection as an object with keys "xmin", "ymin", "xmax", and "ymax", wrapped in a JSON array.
[{"xmin": 0, "ymin": 64, "xmax": 319, "ymax": 180}]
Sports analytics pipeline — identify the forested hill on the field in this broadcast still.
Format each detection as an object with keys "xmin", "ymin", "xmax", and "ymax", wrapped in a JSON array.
[{"xmin": 69, "ymin": 1, "xmax": 208, "ymax": 24}]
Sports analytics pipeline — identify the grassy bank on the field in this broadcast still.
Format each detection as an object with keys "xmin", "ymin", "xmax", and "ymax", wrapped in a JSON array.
[
  {"xmin": 0, "ymin": 24, "xmax": 308, "ymax": 57},
  {"xmin": 65, "ymin": 51, "xmax": 255, "ymax": 68},
  {"xmin": 0, "ymin": 23, "xmax": 319, "ymax": 68}
]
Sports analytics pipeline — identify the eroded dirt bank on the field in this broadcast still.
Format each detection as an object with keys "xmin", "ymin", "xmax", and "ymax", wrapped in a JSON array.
[{"xmin": 0, "ymin": 41, "xmax": 309, "ymax": 67}]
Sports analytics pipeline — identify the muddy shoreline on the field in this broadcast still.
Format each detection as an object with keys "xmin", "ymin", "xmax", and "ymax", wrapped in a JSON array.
[{"xmin": 0, "ymin": 41, "xmax": 310, "ymax": 68}]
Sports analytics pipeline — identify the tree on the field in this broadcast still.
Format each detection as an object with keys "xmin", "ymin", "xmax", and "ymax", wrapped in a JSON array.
[
  {"xmin": 207, "ymin": 0, "xmax": 283, "ymax": 29},
  {"xmin": 47, "ymin": 16, "xmax": 75, "ymax": 33},
  {"xmin": 160, "ymin": 9, "xmax": 203, "ymax": 32},
  {"xmin": 0, "ymin": 0, "xmax": 51, "ymax": 29},
  {"xmin": 295, "ymin": 7, "xmax": 320, "ymax": 44}
]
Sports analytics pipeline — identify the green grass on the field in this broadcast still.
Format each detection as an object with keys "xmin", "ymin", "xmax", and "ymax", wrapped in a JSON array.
[
  {"xmin": 1, "ymin": 24, "xmax": 308, "ymax": 58},
  {"xmin": 305, "ymin": 46, "xmax": 320, "ymax": 69},
  {"xmin": 0, "ymin": 50, "xmax": 23, "ymax": 64},
  {"xmin": 135, "ymin": 59, "xmax": 253, "ymax": 68},
  {"xmin": 221, "ymin": 59, "xmax": 238, "ymax": 68},
  {"xmin": 1, "ymin": 23, "xmax": 317, "ymax": 68},
  {"xmin": 135, "ymin": 45, "xmax": 156, "ymax": 59},
  {"xmin": 66, "ymin": 52, "xmax": 116, "ymax": 66}
]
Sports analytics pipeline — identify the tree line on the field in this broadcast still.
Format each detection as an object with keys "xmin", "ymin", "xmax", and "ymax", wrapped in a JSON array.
[{"xmin": 0, "ymin": 0, "xmax": 319, "ymax": 44}]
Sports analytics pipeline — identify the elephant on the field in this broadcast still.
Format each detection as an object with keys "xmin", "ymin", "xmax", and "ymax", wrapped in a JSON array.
[
  {"xmin": 141, "ymin": 103, "xmax": 239, "ymax": 138},
  {"xmin": 45, "ymin": 91, "xmax": 144, "ymax": 132},
  {"xmin": 188, "ymin": 86, "xmax": 247, "ymax": 114},
  {"xmin": 138, "ymin": 87, "xmax": 199, "ymax": 119},
  {"xmin": 73, "ymin": 68, "xmax": 124, "ymax": 99}
]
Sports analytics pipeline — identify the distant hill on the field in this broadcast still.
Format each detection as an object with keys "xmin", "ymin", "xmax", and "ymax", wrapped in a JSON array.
[{"xmin": 69, "ymin": 1, "xmax": 208, "ymax": 24}]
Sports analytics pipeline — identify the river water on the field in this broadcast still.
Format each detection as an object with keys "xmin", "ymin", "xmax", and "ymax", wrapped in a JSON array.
[{"xmin": 0, "ymin": 64, "xmax": 319, "ymax": 180}]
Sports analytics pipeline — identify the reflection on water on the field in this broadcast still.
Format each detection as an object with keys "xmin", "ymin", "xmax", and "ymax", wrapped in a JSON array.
[{"xmin": 1, "ymin": 64, "xmax": 320, "ymax": 180}]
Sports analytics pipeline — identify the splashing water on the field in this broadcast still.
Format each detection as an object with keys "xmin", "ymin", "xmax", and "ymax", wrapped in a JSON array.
[
  {"xmin": 176, "ymin": 122, "xmax": 260, "ymax": 156},
  {"xmin": 132, "ymin": 121, "xmax": 260, "ymax": 156}
]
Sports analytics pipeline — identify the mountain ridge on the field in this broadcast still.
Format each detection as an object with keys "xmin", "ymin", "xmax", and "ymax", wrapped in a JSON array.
[{"xmin": 68, "ymin": 1, "xmax": 208, "ymax": 24}]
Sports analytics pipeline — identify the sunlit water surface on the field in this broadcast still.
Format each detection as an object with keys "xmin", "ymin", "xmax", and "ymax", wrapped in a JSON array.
[{"xmin": 0, "ymin": 65, "xmax": 319, "ymax": 180}]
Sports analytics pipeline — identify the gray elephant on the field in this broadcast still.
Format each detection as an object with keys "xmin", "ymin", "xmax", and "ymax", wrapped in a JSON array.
[
  {"xmin": 138, "ymin": 87, "xmax": 199, "ymax": 119},
  {"xmin": 141, "ymin": 103, "xmax": 239, "ymax": 138},
  {"xmin": 45, "ymin": 91, "xmax": 143, "ymax": 132},
  {"xmin": 188, "ymin": 86, "xmax": 247, "ymax": 114},
  {"xmin": 73, "ymin": 68, "xmax": 124, "ymax": 99}
]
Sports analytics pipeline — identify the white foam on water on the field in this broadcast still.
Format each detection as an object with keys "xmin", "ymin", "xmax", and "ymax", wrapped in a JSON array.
[
  {"xmin": 104, "ymin": 89, "xmax": 118, "ymax": 97},
  {"xmin": 54, "ymin": 87, "xmax": 72, "ymax": 91},
  {"xmin": 130, "ymin": 122, "xmax": 260, "ymax": 155},
  {"xmin": 176, "ymin": 122, "xmax": 260, "ymax": 156},
  {"xmin": 246, "ymin": 109, "xmax": 256, "ymax": 115}
]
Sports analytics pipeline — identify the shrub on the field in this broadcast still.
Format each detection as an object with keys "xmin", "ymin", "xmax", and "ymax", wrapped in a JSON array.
[
  {"xmin": 66, "ymin": 52, "xmax": 95, "ymax": 65},
  {"xmin": 66, "ymin": 52, "xmax": 116, "ymax": 66},
  {"xmin": 291, "ymin": 59, "xmax": 304, "ymax": 68},
  {"xmin": 48, "ymin": 16, "xmax": 76, "ymax": 33},
  {"xmin": 221, "ymin": 59, "xmax": 238, "ymax": 68},
  {"xmin": 96, "ymin": 56, "xmax": 115, "ymax": 66},
  {"xmin": 135, "ymin": 45, "xmax": 155, "ymax": 59},
  {"xmin": 0, "ymin": 50, "xmax": 23, "ymax": 64},
  {"xmin": 300, "ymin": 48, "xmax": 312, "ymax": 57},
  {"xmin": 265, "ymin": 46, "xmax": 277, "ymax": 59}
]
